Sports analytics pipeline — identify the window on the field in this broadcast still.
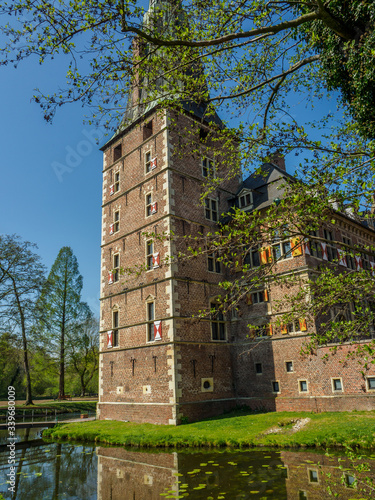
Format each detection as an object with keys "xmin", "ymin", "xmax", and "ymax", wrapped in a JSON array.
[
  {"xmin": 211, "ymin": 303, "xmax": 226, "ymax": 341},
  {"xmin": 342, "ymin": 236, "xmax": 355, "ymax": 269},
  {"xmin": 308, "ymin": 469, "xmax": 318, "ymax": 483},
  {"xmin": 208, "ymin": 252, "xmax": 221, "ymax": 273},
  {"xmin": 113, "ymin": 254, "xmax": 120, "ymax": 283},
  {"xmin": 272, "ymin": 381, "xmax": 280, "ymax": 393},
  {"xmin": 251, "ymin": 291, "xmax": 267, "ymax": 304},
  {"xmin": 299, "ymin": 380, "xmax": 308, "ymax": 392},
  {"xmin": 147, "ymin": 302, "xmax": 155, "ymax": 341},
  {"xmin": 113, "ymin": 210, "xmax": 119, "ymax": 233},
  {"xmin": 287, "ymin": 320, "xmax": 301, "ymax": 334},
  {"xmin": 273, "ymin": 226, "xmax": 292, "ymax": 260},
  {"xmin": 332, "ymin": 378, "xmax": 343, "ymax": 392},
  {"xmin": 112, "ymin": 310, "xmax": 119, "ymax": 347},
  {"xmin": 199, "ymin": 127, "xmax": 208, "ymax": 142},
  {"xmin": 239, "ymin": 192, "xmax": 253, "ymax": 209},
  {"xmin": 244, "ymin": 247, "xmax": 260, "ymax": 268},
  {"xmin": 255, "ymin": 363, "xmax": 262, "ymax": 374},
  {"xmin": 113, "ymin": 144, "xmax": 122, "ymax": 162},
  {"xmin": 145, "ymin": 151, "xmax": 152, "ymax": 173},
  {"xmin": 367, "ymin": 377, "xmax": 375, "ymax": 390},
  {"xmin": 252, "ymin": 324, "xmax": 273, "ymax": 337},
  {"xmin": 146, "ymin": 193, "xmax": 152, "ymax": 217},
  {"xmin": 286, "ymin": 361, "xmax": 293, "ymax": 373},
  {"xmin": 309, "ymin": 230, "xmax": 322, "ymax": 259},
  {"xmin": 114, "ymin": 171, "xmax": 120, "ymax": 193},
  {"xmin": 323, "ymin": 229, "xmax": 336, "ymax": 262},
  {"xmin": 146, "ymin": 241, "xmax": 153, "ymax": 270},
  {"xmin": 143, "ymin": 120, "xmax": 153, "ymax": 141},
  {"xmin": 361, "ymin": 249, "xmax": 371, "ymax": 271},
  {"xmin": 202, "ymin": 157, "xmax": 215, "ymax": 178},
  {"xmin": 205, "ymin": 198, "xmax": 218, "ymax": 221},
  {"xmin": 298, "ymin": 491, "xmax": 308, "ymax": 500}
]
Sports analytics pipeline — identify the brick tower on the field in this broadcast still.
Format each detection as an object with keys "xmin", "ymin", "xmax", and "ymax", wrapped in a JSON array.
[{"xmin": 97, "ymin": 0, "xmax": 240, "ymax": 425}]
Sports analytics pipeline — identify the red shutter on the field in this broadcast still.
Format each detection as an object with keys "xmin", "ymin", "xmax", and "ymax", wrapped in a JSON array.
[
  {"xmin": 108, "ymin": 272, "xmax": 114, "ymax": 284},
  {"xmin": 107, "ymin": 331, "xmax": 113, "ymax": 348},
  {"xmin": 109, "ymin": 223, "xmax": 114, "ymax": 235},
  {"xmin": 150, "ymin": 157, "xmax": 157, "ymax": 169},
  {"xmin": 337, "ymin": 248, "xmax": 347, "ymax": 267},
  {"xmin": 281, "ymin": 324, "xmax": 288, "ymax": 335},
  {"xmin": 109, "ymin": 185, "xmax": 114, "ymax": 196},
  {"xmin": 154, "ymin": 321, "xmax": 162, "ymax": 340},
  {"xmin": 304, "ymin": 241, "xmax": 311, "ymax": 255},
  {"xmin": 371, "ymin": 262, "xmax": 375, "ymax": 276},
  {"xmin": 152, "ymin": 252, "xmax": 160, "ymax": 268},
  {"xmin": 355, "ymin": 255, "xmax": 363, "ymax": 271},
  {"xmin": 263, "ymin": 289, "xmax": 269, "ymax": 302},
  {"xmin": 321, "ymin": 242, "xmax": 328, "ymax": 261},
  {"xmin": 151, "ymin": 202, "xmax": 158, "ymax": 214}
]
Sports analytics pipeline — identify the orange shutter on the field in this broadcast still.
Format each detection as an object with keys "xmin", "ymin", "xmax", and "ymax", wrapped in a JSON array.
[
  {"xmin": 246, "ymin": 293, "xmax": 253, "ymax": 305},
  {"xmin": 260, "ymin": 246, "xmax": 272, "ymax": 264},
  {"xmin": 291, "ymin": 237, "xmax": 302, "ymax": 257},
  {"xmin": 299, "ymin": 318, "xmax": 307, "ymax": 332},
  {"xmin": 266, "ymin": 324, "xmax": 273, "ymax": 336},
  {"xmin": 263, "ymin": 289, "xmax": 269, "ymax": 302},
  {"xmin": 281, "ymin": 324, "xmax": 288, "ymax": 334}
]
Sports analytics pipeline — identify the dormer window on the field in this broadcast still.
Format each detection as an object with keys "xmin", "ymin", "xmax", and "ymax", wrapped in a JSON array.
[{"xmin": 239, "ymin": 192, "xmax": 253, "ymax": 208}]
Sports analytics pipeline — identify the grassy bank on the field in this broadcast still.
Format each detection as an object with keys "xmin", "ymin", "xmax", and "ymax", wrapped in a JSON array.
[
  {"xmin": 0, "ymin": 401, "xmax": 96, "ymax": 416},
  {"xmin": 43, "ymin": 408, "xmax": 375, "ymax": 449}
]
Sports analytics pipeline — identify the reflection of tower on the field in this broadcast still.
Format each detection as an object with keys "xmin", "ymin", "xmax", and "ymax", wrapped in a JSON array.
[
  {"xmin": 97, "ymin": 448, "xmax": 179, "ymax": 500},
  {"xmin": 97, "ymin": 0, "xmax": 240, "ymax": 424}
]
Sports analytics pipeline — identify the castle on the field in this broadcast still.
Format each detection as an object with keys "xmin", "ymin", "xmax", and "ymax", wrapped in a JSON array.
[{"xmin": 97, "ymin": 0, "xmax": 375, "ymax": 425}]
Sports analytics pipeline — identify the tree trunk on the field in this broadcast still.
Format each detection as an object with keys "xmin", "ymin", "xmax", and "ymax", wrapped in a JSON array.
[{"xmin": 13, "ymin": 282, "xmax": 33, "ymax": 405}]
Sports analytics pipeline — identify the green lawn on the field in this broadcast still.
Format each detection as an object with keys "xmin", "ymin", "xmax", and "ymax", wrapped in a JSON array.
[{"xmin": 43, "ymin": 408, "xmax": 375, "ymax": 449}]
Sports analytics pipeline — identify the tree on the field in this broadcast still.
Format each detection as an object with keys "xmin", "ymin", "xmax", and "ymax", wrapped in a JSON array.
[
  {"xmin": 68, "ymin": 317, "xmax": 99, "ymax": 397},
  {"xmin": 0, "ymin": 235, "xmax": 46, "ymax": 405},
  {"xmin": 2, "ymin": 1, "xmax": 375, "ymax": 352},
  {"xmin": 37, "ymin": 247, "xmax": 92, "ymax": 399}
]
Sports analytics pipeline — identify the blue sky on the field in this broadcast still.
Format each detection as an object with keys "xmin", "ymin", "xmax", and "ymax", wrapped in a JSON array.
[{"xmin": 0, "ymin": 56, "xmax": 104, "ymax": 316}]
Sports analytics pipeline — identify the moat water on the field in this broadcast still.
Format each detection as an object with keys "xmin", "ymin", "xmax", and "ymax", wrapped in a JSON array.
[{"xmin": 0, "ymin": 427, "xmax": 374, "ymax": 499}]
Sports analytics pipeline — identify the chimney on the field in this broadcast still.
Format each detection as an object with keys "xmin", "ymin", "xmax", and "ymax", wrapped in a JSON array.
[{"xmin": 268, "ymin": 151, "xmax": 286, "ymax": 171}]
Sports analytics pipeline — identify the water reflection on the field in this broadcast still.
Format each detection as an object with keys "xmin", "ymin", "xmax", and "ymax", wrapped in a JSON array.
[{"xmin": 1, "ymin": 429, "xmax": 375, "ymax": 499}]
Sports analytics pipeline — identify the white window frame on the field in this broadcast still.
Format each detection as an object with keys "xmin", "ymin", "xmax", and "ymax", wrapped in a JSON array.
[
  {"xmin": 272, "ymin": 380, "xmax": 280, "ymax": 393},
  {"xmin": 146, "ymin": 301, "xmax": 155, "ymax": 342},
  {"xmin": 238, "ymin": 190, "xmax": 253, "ymax": 210},
  {"xmin": 201, "ymin": 156, "xmax": 215, "ymax": 178},
  {"xmin": 146, "ymin": 240, "xmax": 154, "ymax": 270},
  {"xmin": 205, "ymin": 198, "xmax": 218, "ymax": 222},
  {"xmin": 273, "ymin": 226, "xmax": 292, "ymax": 261},
  {"xmin": 113, "ymin": 253, "xmax": 120, "ymax": 283},
  {"xmin": 366, "ymin": 376, "xmax": 375, "ymax": 391},
  {"xmin": 114, "ymin": 171, "xmax": 120, "ymax": 193},
  {"xmin": 331, "ymin": 377, "xmax": 343, "ymax": 393},
  {"xmin": 210, "ymin": 302, "xmax": 226, "ymax": 341},
  {"xmin": 298, "ymin": 379, "xmax": 309, "ymax": 393},
  {"xmin": 145, "ymin": 150, "xmax": 152, "ymax": 174},
  {"xmin": 146, "ymin": 192, "xmax": 153, "ymax": 217},
  {"xmin": 244, "ymin": 247, "xmax": 260, "ymax": 268},
  {"xmin": 285, "ymin": 361, "xmax": 294, "ymax": 373},
  {"xmin": 113, "ymin": 210, "xmax": 120, "ymax": 233},
  {"xmin": 112, "ymin": 309, "xmax": 119, "ymax": 347},
  {"xmin": 207, "ymin": 252, "xmax": 221, "ymax": 273}
]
